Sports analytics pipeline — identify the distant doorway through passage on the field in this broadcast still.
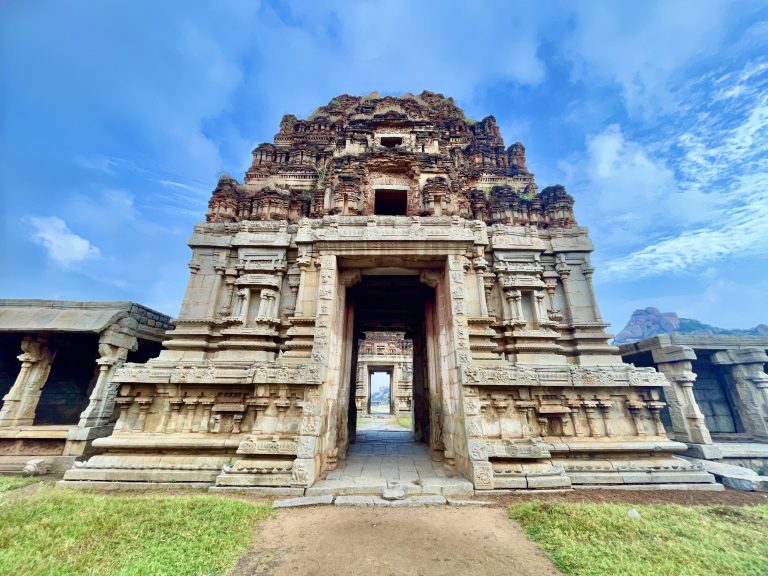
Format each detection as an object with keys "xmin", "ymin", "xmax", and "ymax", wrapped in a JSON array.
[{"xmin": 368, "ymin": 370, "xmax": 392, "ymax": 415}]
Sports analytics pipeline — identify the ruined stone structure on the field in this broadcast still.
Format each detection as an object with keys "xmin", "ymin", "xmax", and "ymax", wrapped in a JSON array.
[
  {"xmin": 0, "ymin": 300, "xmax": 171, "ymax": 473},
  {"xmin": 62, "ymin": 92, "xmax": 715, "ymax": 491},
  {"xmin": 620, "ymin": 334, "xmax": 768, "ymax": 465},
  {"xmin": 355, "ymin": 331, "xmax": 413, "ymax": 417}
]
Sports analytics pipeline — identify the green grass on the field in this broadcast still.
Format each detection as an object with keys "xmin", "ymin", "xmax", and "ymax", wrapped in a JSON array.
[
  {"xmin": 509, "ymin": 503, "xmax": 768, "ymax": 576},
  {"xmin": 0, "ymin": 487, "xmax": 271, "ymax": 576},
  {"xmin": 396, "ymin": 416, "xmax": 412, "ymax": 430},
  {"xmin": 0, "ymin": 476, "xmax": 38, "ymax": 494}
]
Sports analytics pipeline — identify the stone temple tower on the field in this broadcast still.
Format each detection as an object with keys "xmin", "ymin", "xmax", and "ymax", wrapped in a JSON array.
[{"xmin": 63, "ymin": 92, "xmax": 714, "ymax": 490}]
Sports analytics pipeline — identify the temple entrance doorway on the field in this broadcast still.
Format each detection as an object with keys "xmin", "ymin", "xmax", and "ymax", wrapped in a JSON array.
[{"xmin": 326, "ymin": 274, "xmax": 453, "ymax": 486}]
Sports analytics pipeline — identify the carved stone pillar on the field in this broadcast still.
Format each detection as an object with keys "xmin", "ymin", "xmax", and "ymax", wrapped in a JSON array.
[
  {"xmin": 473, "ymin": 257, "xmax": 489, "ymax": 317},
  {"xmin": 503, "ymin": 287, "xmax": 524, "ymax": 326},
  {"xmin": 534, "ymin": 290, "xmax": 547, "ymax": 325},
  {"xmin": 653, "ymin": 346, "xmax": 712, "ymax": 444},
  {"xmin": 76, "ymin": 319, "xmax": 139, "ymax": 430},
  {"xmin": 0, "ymin": 334, "xmax": 57, "ymax": 428},
  {"xmin": 236, "ymin": 289, "xmax": 250, "ymax": 322},
  {"xmin": 712, "ymin": 348, "xmax": 768, "ymax": 438},
  {"xmin": 555, "ymin": 256, "xmax": 573, "ymax": 323}
]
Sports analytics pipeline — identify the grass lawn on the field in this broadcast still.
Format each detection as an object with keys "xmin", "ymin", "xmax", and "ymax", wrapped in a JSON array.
[
  {"xmin": 396, "ymin": 415, "xmax": 412, "ymax": 429},
  {"xmin": 0, "ymin": 486, "xmax": 271, "ymax": 576},
  {"xmin": 510, "ymin": 502, "xmax": 768, "ymax": 576},
  {"xmin": 0, "ymin": 476, "xmax": 39, "ymax": 494}
]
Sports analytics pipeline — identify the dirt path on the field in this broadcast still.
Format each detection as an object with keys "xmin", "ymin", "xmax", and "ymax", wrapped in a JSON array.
[{"xmin": 229, "ymin": 506, "xmax": 562, "ymax": 576}]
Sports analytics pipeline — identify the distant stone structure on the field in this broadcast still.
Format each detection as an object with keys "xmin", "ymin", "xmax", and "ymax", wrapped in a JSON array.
[
  {"xmin": 0, "ymin": 300, "xmax": 172, "ymax": 472},
  {"xmin": 355, "ymin": 332, "xmax": 413, "ymax": 416},
  {"xmin": 620, "ymin": 334, "xmax": 768, "ymax": 469},
  {"xmin": 61, "ymin": 92, "xmax": 714, "ymax": 491}
]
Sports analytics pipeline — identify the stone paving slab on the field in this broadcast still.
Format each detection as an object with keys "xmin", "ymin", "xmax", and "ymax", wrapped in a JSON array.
[
  {"xmin": 335, "ymin": 495, "xmax": 380, "ymax": 507},
  {"xmin": 334, "ymin": 494, "xmax": 448, "ymax": 507},
  {"xmin": 381, "ymin": 494, "xmax": 446, "ymax": 507},
  {"xmin": 306, "ymin": 478, "xmax": 387, "ymax": 496},
  {"xmin": 273, "ymin": 494, "xmax": 334, "ymax": 508}
]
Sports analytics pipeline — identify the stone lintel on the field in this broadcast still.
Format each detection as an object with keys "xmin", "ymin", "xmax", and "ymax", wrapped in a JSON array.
[
  {"xmin": 652, "ymin": 345, "xmax": 697, "ymax": 364},
  {"xmin": 711, "ymin": 347, "xmax": 768, "ymax": 366}
]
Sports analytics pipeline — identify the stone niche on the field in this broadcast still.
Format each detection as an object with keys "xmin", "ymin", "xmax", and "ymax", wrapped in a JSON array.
[{"xmin": 61, "ymin": 91, "xmax": 715, "ymax": 491}]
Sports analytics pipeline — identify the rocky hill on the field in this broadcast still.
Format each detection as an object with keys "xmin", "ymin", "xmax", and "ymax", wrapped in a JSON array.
[{"xmin": 613, "ymin": 307, "xmax": 768, "ymax": 344}]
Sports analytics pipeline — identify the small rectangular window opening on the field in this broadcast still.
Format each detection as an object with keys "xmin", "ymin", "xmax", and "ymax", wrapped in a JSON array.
[
  {"xmin": 380, "ymin": 136, "xmax": 403, "ymax": 148},
  {"xmin": 374, "ymin": 189, "xmax": 408, "ymax": 215}
]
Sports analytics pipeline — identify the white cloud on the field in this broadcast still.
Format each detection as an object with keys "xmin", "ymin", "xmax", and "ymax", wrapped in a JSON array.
[
  {"xmin": 600, "ymin": 60, "xmax": 768, "ymax": 278},
  {"xmin": 602, "ymin": 173, "xmax": 768, "ymax": 277},
  {"xmin": 25, "ymin": 216, "xmax": 101, "ymax": 266},
  {"xmin": 565, "ymin": 0, "xmax": 735, "ymax": 116},
  {"xmin": 572, "ymin": 124, "xmax": 716, "ymax": 248}
]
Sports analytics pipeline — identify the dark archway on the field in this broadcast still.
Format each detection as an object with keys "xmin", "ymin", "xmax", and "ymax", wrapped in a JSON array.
[{"xmin": 345, "ymin": 276, "xmax": 434, "ymax": 450}]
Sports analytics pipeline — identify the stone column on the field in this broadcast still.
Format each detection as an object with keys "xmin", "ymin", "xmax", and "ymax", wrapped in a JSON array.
[
  {"xmin": 473, "ymin": 257, "xmax": 489, "ymax": 317},
  {"xmin": 534, "ymin": 290, "xmax": 547, "ymax": 325},
  {"xmin": 503, "ymin": 286, "xmax": 525, "ymax": 325},
  {"xmin": 712, "ymin": 348, "xmax": 768, "ymax": 439},
  {"xmin": 76, "ymin": 319, "xmax": 139, "ymax": 430},
  {"xmin": 555, "ymin": 256, "xmax": 573, "ymax": 323},
  {"xmin": 652, "ymin": 345, "xmax": 711, "ymax": 445},
  {"xmin": 0, "ymin": 334, "xmax": 57, "ymax": 428}
]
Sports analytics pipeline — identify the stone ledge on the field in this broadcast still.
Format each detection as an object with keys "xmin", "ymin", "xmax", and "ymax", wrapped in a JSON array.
[
  {"xmin": 273, "ymin": 494, "xmax": 334, "ymax": 508},
  {"xmin": 334, "ymin": 494, "xmax": 447, "ymax": 507},
  {"xmin": 574, "ymin": 483, "xmax": 725, "ymax": 491},
  {"xmin": 306, "ymin": 478, "xmax": 387, "ymax": 497},
  {"xmin": 209, "ymin": 486, "xmax": 304, "ymax": 497},
  {"xmin": 56, "ymin": 480, "xmax": 211, "ymax": 491},
  {"xmin": 446, "ymin": 498, "xmax": 493, "ymax": 506}
]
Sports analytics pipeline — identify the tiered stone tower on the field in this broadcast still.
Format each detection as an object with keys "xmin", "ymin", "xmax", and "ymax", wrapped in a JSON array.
[{"xmin": 63, "ymin": 92, "xmax": 714, "ymax": 490}]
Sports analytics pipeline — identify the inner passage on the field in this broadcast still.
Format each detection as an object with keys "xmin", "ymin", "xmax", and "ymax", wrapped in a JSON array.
[{"xmin": 355, "ymin": 331, "xmax": 413, "ymax": 436}]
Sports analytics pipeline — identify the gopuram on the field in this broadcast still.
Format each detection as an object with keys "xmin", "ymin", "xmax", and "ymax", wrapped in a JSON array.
[{"xmin": 62, "ymin": 92, "xmax": 715, "ymax": 491}]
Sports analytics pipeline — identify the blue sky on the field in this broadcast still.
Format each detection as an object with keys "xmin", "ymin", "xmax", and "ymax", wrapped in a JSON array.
[{"xmin": 2, "ymin": 1, "xmax": 767, "ymax": 334}]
